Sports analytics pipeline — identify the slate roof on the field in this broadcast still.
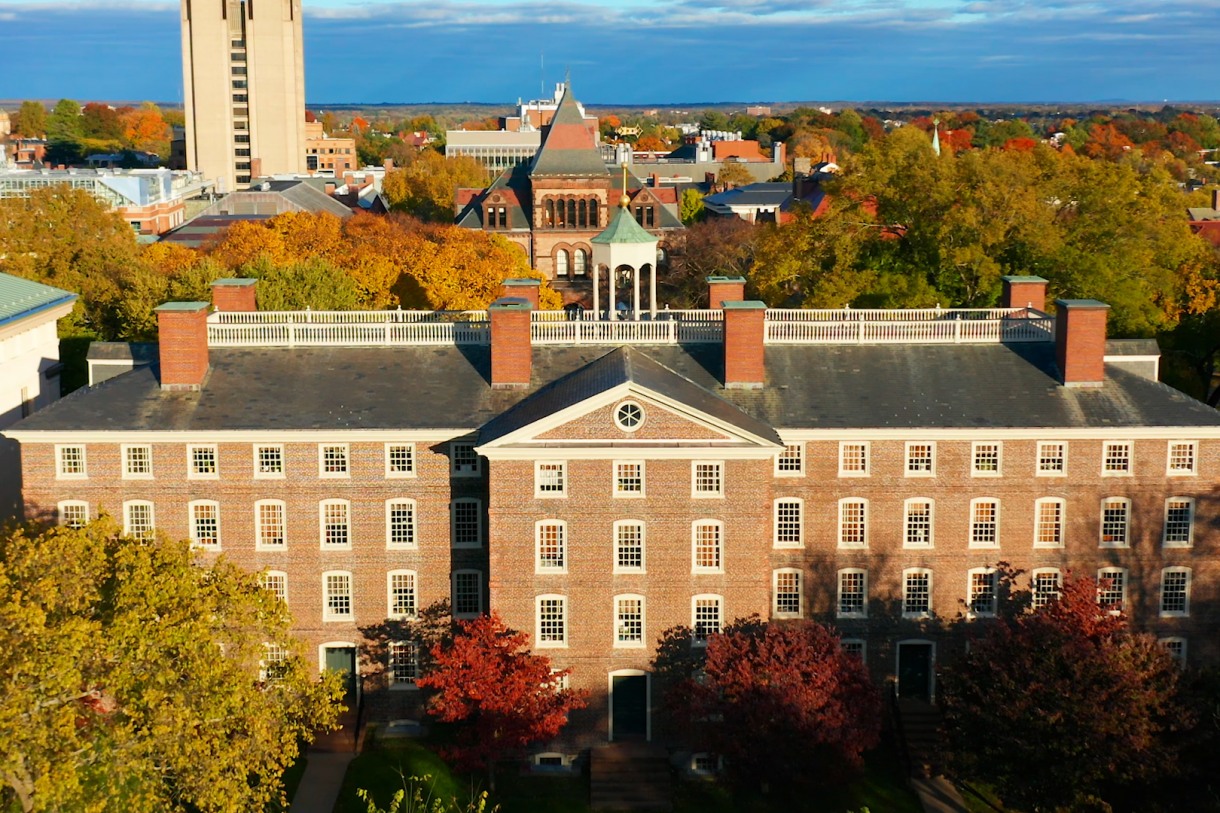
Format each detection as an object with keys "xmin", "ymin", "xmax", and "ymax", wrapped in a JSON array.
[
  {"xmin": 706, "ymin": 182, "xmax": 792, "ymax": 208},
  {"xmin": 263, "ymin": 181, "xmax": 355, "ymax": 218},
  {"xmin": 0, "ymin": 272, "xmax": 76, "ymax": 327},
  {"xmin": 86, "ymin": 341, "xmax": 158, "ymax": 363},
  {"xmin": 1105, "ymin": 339, "xmax": 1160, "ymax": 357},
  {"xmin": 160, "ymin": 215, "xmax": 268, "ymax": 248},
  {"xmin": 529, "ymin": 86, "xmax": 610, "ymax": 179},
  {"xmin": 10, "ymin": 342, "xmax": 1220, "ymax": 436}
]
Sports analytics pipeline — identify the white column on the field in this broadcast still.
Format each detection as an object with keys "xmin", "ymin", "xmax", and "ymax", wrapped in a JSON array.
[
  {"xmin": 607, "ymin": 268, "xmax": 616, "ymax": 319},
  {"xmin": 649, "ymin": 264, "xmax": 657, "ymax": 319},
  {"xmin": 632, "ymin": 265, "xmax": 641, "ymax": 321},
  {"xmin": 593, "ymin": 264, "xmax": 600, "ymax": 319}
]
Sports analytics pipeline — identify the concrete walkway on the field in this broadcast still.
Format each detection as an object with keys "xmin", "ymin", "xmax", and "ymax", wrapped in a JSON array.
[
  {"xmin": 911, "ymin": 775, "xmax": 972, "ymax": 813},
  {"xmin": 289, "ymin": 751, "xmax": 355, "ymax": 813}
]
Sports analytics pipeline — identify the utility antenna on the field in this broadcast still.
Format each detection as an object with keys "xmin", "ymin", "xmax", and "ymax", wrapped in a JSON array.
[{"xmin": 540, "ymin": 52, "xmax": 544, "ymax": 99}]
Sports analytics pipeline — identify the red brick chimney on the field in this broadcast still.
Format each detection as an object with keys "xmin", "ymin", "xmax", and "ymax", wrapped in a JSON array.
[
  {"xmin": 249, "ymin": 157, "xmax": 263, "ymax": 180},
  {"xmin": 489, "ymin": 298, "xmax": 532, "ymax": 389},
  {"xmin": 384, "ymin": 159, "xmax": 394, "ymax": 171},
  {"xmin": 501, "ymin": 278, "xmax": 541, "ymax": 309},
  {"xmin": 707, "ymin": 276, "xmax": 746, "ymax": 309},
  {"xmin": 1213, "ymin": 188, "xmax": 1219, "ymax": 211},
  {"xmin": 210, "ymin": 278, "xmax": 257, "ymax": 312},
  {"xmin": 1001, "ymin": 275, "xmax": 1048, "ymax": 312},
  {"xmin": 155, "ymin": 302, "xmax": 210, "ymax": 391},
  {"xmin": 722, "ymin": 300, "xmax": 766, "ymax": 389},
  {"xmin": 1055, "ymin": 299, "xmax": 1109, "ymax": 387},
  {"xmin": 325, "ymin": 182, "xmax": 336, "ymax": 195}
]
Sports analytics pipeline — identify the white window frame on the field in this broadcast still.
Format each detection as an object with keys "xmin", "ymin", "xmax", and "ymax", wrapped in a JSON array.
[
  {"xmin": 384, "ymin": 442, "xmax": 416, "ymax": 478},
  {"xmin": 1101, "ymin": 441, "xmax": 1132, "ymax": 477},
  {"xmin": 388, "ymin": 640, "xmax": 420, "ymax": 689},
  {"xmin": 122, "ymin": 500, "xmax": 155, "ymax": 540},
  {"xmin": 838, "ymin": 441, "xmax": 870, "ymax": 477},
  {"xmin": 385, "ymin": 498, "xmax": 417, "ymax": 550},
  {"xmin": 837, "ymin": 498, "xmax": 868, "ymax": 549},
  {"xmin": 322, "ymin": 571, "xmax": 353, "ymax": 622},
  {"xmin": 1099, "ymin": 497, "xmax": 1131, "ymax": 548},
  {"xmin": 318, "ymin": 443, "xmax": 350, "ymax": 479},
  {"xmin": 1166, "ymin": 441, "xmax": 1197, "ymax": 476},
  {"xmin": 1097, "ymin": 567, "xmax": 1127, "ymax": 614},
  {"xmin": 1162, "ymin": 497, "xmax": 1194, "ymax": 548},
  {"xmin": 1030, "ymin": 568, "xmax": 1061, "ymax": 609},
  {"xmin": 450, "ymin": 441, "xmax": 481, "ymax": 477},
  {"xmin": 253, "ymin": 444, "xmax": 285, "ymax": 479},
  {"xmin": 773, "ymin": 568, "xmax": 803, "ymax": 618},
  {"xmin": 121, "ymin": 443, "xmax": 153, "ymax": 479},
  {"xmin": 535, "ymin": 461, "xmax": 568, "ymax": 498},
  {"xmin": 840, "ymin": 639, "xmax": 866, "ymax": 661},
  {"xmin": 255, "ymin": 499, "xmax": 287, "ymax": 550},
  {"xmin": 903, "ymin": 498, "xmax": 934, "ymax": 549},
  {"xmin": 1159, "ymin": 637, "xmax": 1187, "ymax": 669},
  {"xmin": 836, "ymin": 568, "xmax": 867, "ymax": 619},
  {"xmin": 1033, "ymin": 497, "xmax": 1066, "ymax": 549},
  {"xmin": 775, "ymin": 442, "xmax": 804, "ymax": 476},
  {"xmin": 614, "ymin": 401, "xmax": 645, "ymax": 432},
  {"xmin": 1036, "ymin": 441, "xmax": 1067, "ymax": 477},
  {"xmin": 691, "ymin": 461, "xmax": 724, "ymax": 498},
  {"xmin": 613, "ymin": 520, "xmax": 646, "ymax": 574},
  {"xmin": 451, "ymin": 498, "xmax": 483, "ymax": 549},
  {"xmin": 971, "ymin": 442, "xmax": 1002, "ymax": 477},
  {"xmin": 1159, "ymin": 567, "xmax": 1191, "ymax": 618},
  {"xmin": 188, "ymin": 499, "xmax": 221, "ymax": 550},
  {"xmin": 452, "ymin": 569, "xmax": 483, "ymax": 618},
  {"xmin": 904, "ymin": 442, "xmax": 935, "ymax": 477},
  {"xmin": 613, "ymin": 460, "xmax": 645, "ymax": 498},
  {"xmin": 319, "ymin": 499, "xmax": 352, "ymax": 550},
  {"xmin": 535, "ymin": 520, "xmax": 568, "ymax": 574},
  {"xmin": 613, "ymin": 593, "xmax": 646, "ymax": 648},
  {"xmin": 902, "ymin": 568, "xmax": 933, "ymax": 619},
  {"xmin": 387, "ymin": 570, "xmax": 418, "ymax": 620},
  {"xmin": 57, "ymin": 500, "xmax": 90, "ymax": 529},
  {"xmin": 773, "ymin": 498, "xmax": 803, "ymax": 549},
  {"xmin": 691, "ymin": 594, "xmax": 723, "ymax": 646},
  {"xmin": 968, "ymin": 497, "xmax": 1000, "ymax": 549},
  {"xmin": 536, "ymin": 594, "xmax": 568, "ymax": 648},
  {"xmin": 261, "ymin": 570, "xmax": 288, "ymax": 605},
  {"xmin": 967, "ymin": 567, "xmax": 998, "ymax": 618},
  {"xmin": 55, "ymin": 444, "xmax": 87, "ymax": 479},
  {"xmin": 691, "ymin": 520, "xmax": 724, "ymax": 574},
  {"xmin": 187, "ymin": 443, "xmax": 219, "ymax": 480}
]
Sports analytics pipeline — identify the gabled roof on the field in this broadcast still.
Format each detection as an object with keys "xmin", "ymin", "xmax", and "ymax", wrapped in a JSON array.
[
  {"xmin": 529, "ymin": 85, "xmax": 610, "ymax": 179},
  {"xmin": 591, "ymin": 205, "xmax": 658, "ymax": 245},
  {"xmin": 0, "ymin": 272, "xmax": 77, "ymax": 328},
  {"xmin": 455, "ymin": 166, "xmax": 532, "ymax": 230}
]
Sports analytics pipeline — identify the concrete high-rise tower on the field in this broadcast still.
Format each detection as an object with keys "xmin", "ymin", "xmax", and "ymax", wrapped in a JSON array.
[{"xmin": 180, "ymin": 0, "xmax": 306, "ymax": 192}]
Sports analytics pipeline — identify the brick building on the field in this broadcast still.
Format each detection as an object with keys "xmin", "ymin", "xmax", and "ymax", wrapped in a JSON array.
[{"xmin": 6, "ymin": 274, "xmax": 1220, "ymax": 757}]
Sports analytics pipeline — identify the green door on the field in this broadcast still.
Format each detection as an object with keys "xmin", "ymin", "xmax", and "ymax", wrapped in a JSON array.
[
  {"xmin": 898, "ymin": 643, "xmax": 933, "ymax": 701},
  {"xmin": 324, "ymin": 646, "xmax": 357, "ymax": 699},
  {"xmin": 611, "ymin": 675, "xmax": 648, "ymax": 740}
]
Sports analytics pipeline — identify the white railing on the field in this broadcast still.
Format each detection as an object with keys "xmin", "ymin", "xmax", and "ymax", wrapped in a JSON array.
[
  {"xmin": 208, "ymin": 310, "xmax": 490, "ymax": 347},
  {"xmin": 530, "ymin": 309, "xmax": 724, "ymax": 344},
  {"xmin": 764, "ymin": 308, "xmax": 1054, "ymax": 345}
]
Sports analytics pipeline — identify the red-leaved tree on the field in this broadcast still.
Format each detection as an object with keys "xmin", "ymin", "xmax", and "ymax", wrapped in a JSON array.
[{"xmin": 416, "ymin": 612, "xmax": 587, "ymax": 788}]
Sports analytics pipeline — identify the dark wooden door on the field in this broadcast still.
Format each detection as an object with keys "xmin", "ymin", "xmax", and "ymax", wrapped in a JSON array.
[
  {"xmin": 611, "ymin": 675, "xmax": 648, "ymax": 740},
  {"xmin": 898, "ymin": 643, "xmax": 933, "ymax": 701},
  {"xmin": 324, "ymin": 646, "xmax": 357, "ymax": 699}
]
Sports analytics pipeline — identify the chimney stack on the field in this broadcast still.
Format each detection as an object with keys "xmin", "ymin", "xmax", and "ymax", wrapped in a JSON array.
[
  {"xmin": 722, "ymin": 300, "xmax": 766, "ymax": 389},
  {"xmin": 501, "ymin": 278, "xmax": 541, "ymax": 309},
  {"xmin": 707, "ymin": 276, "xmax": 746, "ymax": 309},
  {"xmin": 211, "ymin": 278, "xmax": 257, "ymax": 312},
  {"xmin": 1213, "ymin": 188, "xmax": 1220, "ymax": 211},
  {"xmin": 1001, "ymin": 275, "xmax": 1048, "ymax": 313},
  {"xmin": 155, "ymin": 302, "xmax": 211, "ymax": 391},
  {"xmin": 1055, "ymin": 299, "xmax": 1109, "ymax": 387},
  {"xmin": 325, "ymin": 182, "xmax": 336, "ymax": 195},
  {"xmin": 489, "ymin": 298, "xmax": 533, "ymax": 389},
  {"xmin": 249, "ymin": 157, "xmax": 263, "ymax": 180}
]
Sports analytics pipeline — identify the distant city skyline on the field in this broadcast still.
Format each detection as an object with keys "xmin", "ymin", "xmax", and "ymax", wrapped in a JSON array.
[{"xmin": 0, "ymin": 0, "xmax": 1217, "ymax": 107}]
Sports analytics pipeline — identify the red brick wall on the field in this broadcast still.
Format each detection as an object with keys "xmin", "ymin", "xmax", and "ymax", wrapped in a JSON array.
[
  {"xmin": 535, "ymin": 402, "xmax": 727, "ymax": 442},
  {"xmin": 1001, "ymin": 278, "xmax": 1047, "ymax": 312},
  {"xmin": 490, "ymin": 305, "xmax": 532, "ymax": 388},
  {"xmin": 707, "ymin": 279, "xmax": 745, "ymax": 309},
  {"xmin": 723, "ymin": 306, "xmax": 765, "ymax": 387},
  {"xmin": 1055, "ymin": 301, "xmax": 1109, "ymax": 386},
  {"xmin": 211, "ymin": 282, "xmax": 257, "ymax": 312},
  {"xmin": 156, "ymin": 305, "xmax": 210, "ymax": 389}
]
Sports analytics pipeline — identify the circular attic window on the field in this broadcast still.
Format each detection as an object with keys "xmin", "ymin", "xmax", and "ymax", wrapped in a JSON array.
[{"xmin": 615, "ymin": 401, "xmax": 645, "ymax": 432}]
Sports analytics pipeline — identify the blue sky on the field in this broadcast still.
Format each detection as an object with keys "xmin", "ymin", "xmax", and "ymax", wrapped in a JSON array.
[{"xmin": 0, "ymin": 0, "xmax": 1216, "ymax": 106}]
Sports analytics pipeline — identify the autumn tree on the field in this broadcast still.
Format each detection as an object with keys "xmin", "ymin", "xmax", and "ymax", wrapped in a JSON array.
[
  {"xmin": 416, "ymin": 612, "xmax": 586, "ymax": 790},
  {"xmin": 383, "ymin": 151, "xmax": 488, "ymax": 222},
  {"xmin": 11, "ymin": 100, "xmax": 47, "ymax": 138},
  {"xmin": 664, "ymin": 217, "xmax": 760, "ymax": 307},
  {"xmin": 715, "ymin": 161, "xmax": 754, "ymax": 189},
  {"xmin": 940, "ymin": 577, "xmax": 1190, "ymax": 812},
  {"xmin": 652, "ymin": 618, "xmax": 881, "ymax": 799},
  {"xmin": 679, "ymin": 188, "xmax": 705, "ymax": 225},
  {"xmin": 0, "ymin": 518, "xmax": 342, "ymax": 813},
  {"xmin": 121, "ymin": 102, "xmax": 172, "ymax": 156}
]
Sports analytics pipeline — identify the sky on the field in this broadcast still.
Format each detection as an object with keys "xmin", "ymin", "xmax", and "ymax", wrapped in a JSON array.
[{"xmin": 0, "ymin": 0, "xmax": 1217, "ymax": 106}]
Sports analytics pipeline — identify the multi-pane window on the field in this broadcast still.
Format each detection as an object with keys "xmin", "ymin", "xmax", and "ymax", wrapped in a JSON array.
[
  {"xmin": 262, "ymin": 643, "xmax": 290, "ymax": 681},
  {"xmin": 388, "ymin": 571, "xmax": 417, "ymax": 619},
  {"xmin": 537, "ymin": 595, "xmax": 567, "ymax": 647},
  {"xmin": 255, "ymin": 444, "xmax": 284, "ymax": 477},
  {"xmin": 536, "ymin": 521, "xmax": 567, "ymax": 572},
  {"xmin": 1163, "ymin": 498, "xmax": 1194, "ymax": 547},
  {"xmin": 1160, "ymin": 568, "xmax": 1190, "ymax": 617},
  {"xmin": 385, "ymin": 443, "xmax": 415, "ymax": 477},
  {"xmin": 615, "ymin": 595, "xmax": 644, "ymax": 646},
  {"xmin": 189, "ymin": 501, "xmax": 220, "ymax": 548},
  {"xmin": 58, "ymin": 501, "xmax": 89, "ymax": 529},
  {"xmin": 614, "ymin": 521, "xmax": 644, "ymax": 572},
  {"xmin": 774, "ymin": 569, "xmax": 802, "ymax": 617},
  {"xmin": 615, "ymin": 401, "xmax": 645, "ymax": 431},
  {"xmin": 838, "ymin": 499, "xmax": 868, "ymax": 548},
  {"xmin": 1161, "ymin": 638, "xmax": 1187, "ymax": 668},
  {"xmin": 1097, "ymin": 568, "xmax": 1126, "ymax": 613},
  {"xmin": 1031, "ymin": 569, "xmax": 1061, "ymax": 609},
  {"xmin": 614, "ymin": 461, "xmax": 644, "ymax": 496},
  {"xmin": 323, "ymin": 572, "xmax": 353, "ymax": 621},
  {"xmin": 692, "ymin": 462, "xmax": 723, "ymax": 497},
  {"xmin": 1034, "ymin": 498, "xmax": 1065, "ymax": 548},
  {"xmin": 1037, "ymin": 441, "xmax": 1066, "ymax": 475},
  {"xmin": 692, "ymin": 521, "xmax": 723, "ymax": 572},
  {"xmin": 972, "ymin": 443, "xmax": 1001, "ymax": 476},
  {"xmin": 692, "ymin": 595, "xmax": 722, "ymax": 644},
  {"xmin": 1167, "ymin": 441, "xmax": 1196, "ymax": 475},
  {"xmin": 837, "ymin": 569, "xmax": 867, "ymax": 618},
  {"xmin": 774, "ymin": 499, "xmax": 803, "ymax": 548},
  {"xmin": 261, "ymin": 571, "xmax": 288, "ymax": 604},
  {"xmin": 968, "ymin": 569, "xmax": 997, "ymax": 617},
  {"xmin": 1100, "ymin": 498, "xmax": 1130, "ymax": 548},
  {"xmin": 969, "ymin": 499, "xmax": 999, "ymax": 547},
  {"xmin": 123, "ymin": 500, "xmax": 155, "ymax": 540},
  {"xmin": 389, "ymin": 641, "xmax": 419, "ymax": 686},
  {"xmin": 535, "ymin": 462, "xmax": 567, "ymax": 497},
  {"xmin": 904, "ymin": 499, "xmax": 933, "ymax": 548},
  {"xmin": 452, "ymin": 499, "xmax": 482, "ymax": 548},
  {"xmin": 453, "ymin": 570, "xmax": 482, "ymax": 617},
  {"xmin": 776, "ymin": 443, "xmax": 804, "ymax": 475},
  {"xmin": 1102, "ymin": 441, "xmax": 1132, "ymax": 475},
  {"xmin": 839, "ymin": 442, "xmax": 869, "ymax": 477},
  {"xmin": 56, "ymin": 445, "xmax": 87, "ymax": 478},
  {"xmin": 189, "ymin": 444, "xmax": 218, "ymax": 478},
  {"xmin": 123, "ymin": 444, "xmax": 153, "ymax": 478},
  {"xmin": 385, "ymin": 499, "xmax": 416, "ymax": 548},
  {"xmin": 451, "ymin": 442, "xmax": 480, "ymax": 476},
  {"xmin": 903, "ymin": 569, "xmax": 932, "ymax": 617},
  {"xmin": 320, "ymin": 500, "xmax": 350, "ymax": 548},
  {"xmin": 840, "ymin": 639, "xmax": 866, "ymax": 661},
  {"xmin": 256, "ymin": 501, "xmax": 286, "ymax": 548},
  {"xmin": 905, "ymin": 443, "xmax": 935, "ymax": 476},
  {"xmin": 319, "ymin": 444, "xmax": 349, "ymax": 477}
]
